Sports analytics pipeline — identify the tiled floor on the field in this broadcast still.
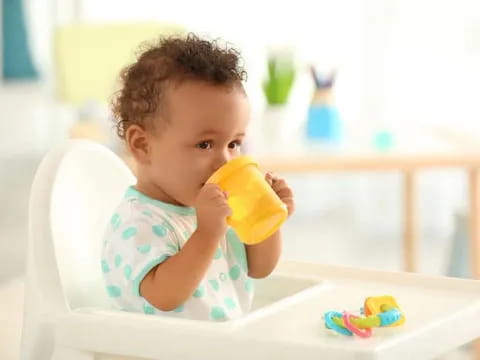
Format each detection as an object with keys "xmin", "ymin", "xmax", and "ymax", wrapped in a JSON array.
[{"xmin": 0, "ymin": 156, "xmax": 474, "ymax": 359}]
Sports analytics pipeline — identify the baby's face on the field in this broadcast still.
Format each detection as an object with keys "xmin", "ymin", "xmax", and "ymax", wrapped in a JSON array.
[{"xmin": 148, "ymin": 81, "xmax": 250, "ymax": 207}]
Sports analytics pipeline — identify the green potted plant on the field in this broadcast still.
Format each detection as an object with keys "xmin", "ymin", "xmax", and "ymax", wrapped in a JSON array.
[
  {"xmin": 263, "ymin": 54, "xmax": 296, "ymax": 105},
  {"xmin": 261, "ymin": 51, "xmax": 296, "ymax": 151}
]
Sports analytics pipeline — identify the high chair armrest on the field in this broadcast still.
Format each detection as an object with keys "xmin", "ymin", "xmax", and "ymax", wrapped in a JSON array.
[
  {"xmin": 54, "ymin": 307, "xmax": 325, "ymax": 360},
  {"xmin": 55, "ymin": 308, "xmax": 229, "ymax": 357}
]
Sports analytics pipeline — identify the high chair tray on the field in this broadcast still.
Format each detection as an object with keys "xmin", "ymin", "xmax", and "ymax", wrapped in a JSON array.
[{"xmin": 55, "ymin": 261, "xmax": 480, "ymax": 360}]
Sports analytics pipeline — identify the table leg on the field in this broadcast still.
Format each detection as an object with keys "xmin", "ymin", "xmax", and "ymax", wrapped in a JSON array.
[
  {"xmin": 469, "ymin": 168, "xmax": 480, "ymax": 359},
  {"xmin": 403, "ymin": 171, "xmax": 417, "ymax": 272}
]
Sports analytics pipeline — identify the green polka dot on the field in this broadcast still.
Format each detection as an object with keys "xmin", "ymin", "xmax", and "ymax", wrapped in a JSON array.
[
  {"xmin": 229, "ymin": 265, "xmax": 241, "ymax": 281},
  {"xmin": 124, "ymin": 265, "xmax": 132, "ymax": 280},
  {"xmin": 152, "ymin": 224, "xmax": 167, "ymax": 237},
  {"xmin": 219, "ymin": 273, "xmax": 227, "ymax": 281},
  {"xmin": 114, "ymin": 254, "xmax": 122, "ymax": 268},
  {"xmin": 137, "ymin": 244, "xmax": 151, "ymax": 254},
  {"xmin": 142, "ymin": 210, "xmax": 153, "ymax": 217},
  {"xmin": 213, "ymin": 247, "xmax": 222, "ymax": 260},
  {"xmin": 245, "ymin": 278, "xmax": 254, "ymax": 292},
  {"xmin": 106, "ymin": 285, "xmax": 122, "ymax": 298},
  {"xmin": 211, "ymin": 306, "xmax": 226, "ymax": 321},
  {"xmin": 101, "ymin": 260, "xmax": 110, "ymax": 273},
  {"xmin": 224, "ymin": 297, "xmax": 236, "ymax": 310},
  {"xmin": 209, "ymin": 279, "xmax": 220, "ymax": 291},
  {"xmin": 122, "ymin": 227, "xmax": 137, "ymax": 240},
  {"xmin": 143, "ymin": 303, "xmax": 155, "ymax": 315},
  {"xmin": 193, "ymin": 285, "xmax": 204, "ymax": 298},
  {"xmin": 183, "ymin": 231, "xmax": 191, "ymax": 238},
  {"xmin": 226, "ymin": 229, "xmax": 248, "ymax": 272},
  {"xmin": 110, "ymin": 213, "xmax": 120, "ymax": 224},
  {"xmin": 173, "ymin": 304, "xmax": 184, "ymax": 313},
  {"xmin": 110, "ymin": 213, "xmax": 121, "ymax": 230}
]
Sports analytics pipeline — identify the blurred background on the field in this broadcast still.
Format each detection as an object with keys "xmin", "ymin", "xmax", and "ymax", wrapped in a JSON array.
[{"xmin": 2, "ymin": 0, "xmax": 480, "ymax": 358}]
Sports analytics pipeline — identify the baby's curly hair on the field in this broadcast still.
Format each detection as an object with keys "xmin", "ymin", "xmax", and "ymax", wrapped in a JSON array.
[{"xmin": 112, "ymin": 33, "xmax": 247, "ymax": 139}]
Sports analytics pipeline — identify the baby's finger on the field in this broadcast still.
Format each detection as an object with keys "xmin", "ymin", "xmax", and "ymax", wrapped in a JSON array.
[
  {"xmin": 206, "ymin": 184, "xmax": 224, "ymax": 194},
  {"xmin": 265, "ymin": 172, "xmax": 274, "ymax": 186},
  {"xmin": 223, "ymin": 205, "xmax": 233, "ymax": 216},
  {"xmin": 272, "ymin": 178, "xmax": 287, "ymax": 191},
  {"xmin": 276, "ymin": 187, "xmax": 293, "ymax": 199},
  {"xmin": 202, "ymin": 183, "xmax": 222, "ymax": 195},
  {"xmin": 217, "ymin": 202, "xmax": 232, "ymax": 216},
  {"xmin": 282, "ymin": 197, "xmax": 295, "ymax": 214}
]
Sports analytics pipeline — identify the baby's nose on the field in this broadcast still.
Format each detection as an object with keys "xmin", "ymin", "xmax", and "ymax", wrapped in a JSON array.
[{"xmin": 213, "ymin": 151, "xmax": 231, "ymax": 172}]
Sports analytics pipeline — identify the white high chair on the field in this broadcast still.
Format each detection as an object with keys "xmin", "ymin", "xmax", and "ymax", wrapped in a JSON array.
[{"xmin": 21, "ymin": 140, "xmax": 480, "ymax": 360}]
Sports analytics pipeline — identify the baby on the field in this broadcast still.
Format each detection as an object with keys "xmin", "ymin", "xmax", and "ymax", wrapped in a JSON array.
[{"xmin": 102, "ymin": 34, "xmax": 295, "ymax": 321}]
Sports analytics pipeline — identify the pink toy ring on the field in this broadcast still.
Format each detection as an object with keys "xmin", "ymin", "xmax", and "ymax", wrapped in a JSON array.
[{"xmin": 343, "ymin": 312, "xmax": 372, "ymax": 338}]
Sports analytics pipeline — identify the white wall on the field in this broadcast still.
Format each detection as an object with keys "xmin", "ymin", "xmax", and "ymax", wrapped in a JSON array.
[
  {"xmin": 5, "ymin": 0, "xmax": 480, "ymax": 238},
  {"xmin": 35, "ymin": 0, "xmax": 480, "ymax": 149},
  {"xmin": 9, "ymin": 0, "xmax": 480, "ymax": 156}
]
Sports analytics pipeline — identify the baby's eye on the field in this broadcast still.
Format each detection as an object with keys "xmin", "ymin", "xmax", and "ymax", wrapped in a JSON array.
[
  {"xmin": 196, "ymin": 141, "xmax": 212, "ymax": 150},
  {"xmin": 228, "ymin": 140, "xmax": 242, "ymax": 149}
]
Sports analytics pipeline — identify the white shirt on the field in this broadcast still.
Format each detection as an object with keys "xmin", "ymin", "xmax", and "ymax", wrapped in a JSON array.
[{"xmin": 101, "ymin": 186, "xmax": 254, "ymax": 321}]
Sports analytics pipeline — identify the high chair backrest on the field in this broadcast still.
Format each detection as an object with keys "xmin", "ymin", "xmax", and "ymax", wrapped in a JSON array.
[{"xmin": 21, "ymin": 140, "xmax": 135, "ymax": 360}]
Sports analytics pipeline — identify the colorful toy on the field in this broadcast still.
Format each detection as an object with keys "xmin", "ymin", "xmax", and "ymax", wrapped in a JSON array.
[
  {"xmin": 323, "ymin": 295, "xmax": 405, "ymax": 338},
  {"xmin": 207, "ymin": 156, "xmax": 288, "ymax": 245}
]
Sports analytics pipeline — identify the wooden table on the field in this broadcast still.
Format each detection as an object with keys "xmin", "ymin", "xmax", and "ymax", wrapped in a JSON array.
[{"xmin": 258, "ymin": 153, "xmax": 480, "ymax": 277}]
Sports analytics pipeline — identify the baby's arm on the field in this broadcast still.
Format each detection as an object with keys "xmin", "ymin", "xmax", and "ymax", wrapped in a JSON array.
[
  {"xmin": 140, "ymin": 230, "xmax": 219, "ymax": 311},
  {"xmin": 139, "ymin": 184, "xmax": 231, "ymax": 311},
  {"xmin": 245, "ymin": 231, "xmax": 282, "ymax": 278},
  {"xmin": 246, "ymin": 173, "xmax": 295, "ymax": 279}
]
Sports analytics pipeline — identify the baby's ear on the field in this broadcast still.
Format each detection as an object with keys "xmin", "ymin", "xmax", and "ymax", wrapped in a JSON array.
[{"xmin": 126, "ymin": 125, "xmax": 150, "ymax": 164}]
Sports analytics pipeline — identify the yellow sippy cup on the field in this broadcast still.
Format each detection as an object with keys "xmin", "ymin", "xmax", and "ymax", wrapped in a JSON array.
[{"xmin": 206, "ymin": 155, "xmax": 288, "ymax": 245}]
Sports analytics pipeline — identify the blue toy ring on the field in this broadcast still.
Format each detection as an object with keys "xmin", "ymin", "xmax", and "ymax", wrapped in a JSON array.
[{"xmin": 324, "ymin": 311, "xmax": 353, "ymax": 336}]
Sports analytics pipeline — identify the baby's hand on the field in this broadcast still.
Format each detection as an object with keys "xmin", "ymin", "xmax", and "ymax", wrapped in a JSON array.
[
  {"xmin": 195, "ymin": 183, "xmax": 232, "ymax": 240},
  {"xmin": 266, "ymin": 172, "xmax": 295, "ymax": 216}
]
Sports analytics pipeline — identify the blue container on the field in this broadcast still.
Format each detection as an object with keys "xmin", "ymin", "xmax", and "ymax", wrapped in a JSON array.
[{"xmin": 306, "ymin": 104, "xmax": 341, "ymax": 143}]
